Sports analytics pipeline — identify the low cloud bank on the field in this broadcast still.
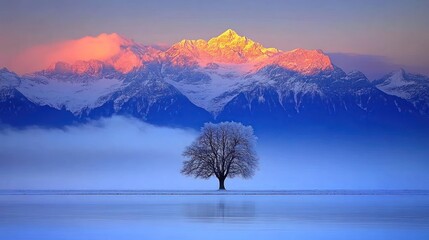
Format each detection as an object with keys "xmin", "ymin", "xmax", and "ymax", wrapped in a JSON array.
[
  {"xmin": 0, "ymin": 117, "xmax": 204, "ymax": 190},
  {"xmin": 1, "ymin": 117, "xmax": 428, "ymax": 190}
]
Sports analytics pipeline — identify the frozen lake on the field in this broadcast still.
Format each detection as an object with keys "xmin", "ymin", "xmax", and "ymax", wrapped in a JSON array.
[{"xmin": 1, "ymin": 192, "xmax": 429, "ymax": 240}]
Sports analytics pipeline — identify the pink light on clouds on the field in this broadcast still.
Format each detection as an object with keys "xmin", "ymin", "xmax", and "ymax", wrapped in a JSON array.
[{"xmin": 9, "ymin": 33, "xmax": 132, "ymax": 74}]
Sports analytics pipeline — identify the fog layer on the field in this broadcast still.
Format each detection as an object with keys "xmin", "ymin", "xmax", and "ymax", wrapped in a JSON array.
[{"xmin": 1, "ymin": 117, "xmax": 428, "ymax": 190}]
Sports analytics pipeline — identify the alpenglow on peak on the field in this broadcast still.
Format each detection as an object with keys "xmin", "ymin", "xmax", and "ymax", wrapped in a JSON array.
[
  {"xmin": 166, "ymin": 28, "xmax": 280, "ymax": 65},
  {"xmin": 29, "ymin": 29, "xmax": 334, "ymax": 76},
  {"xmin": 206, "ymin": 29, "xmax": 279, "ymax": 61},
  {"xmin": 213, "ymin": 29, "xmax": 241, "ymax": 40}
]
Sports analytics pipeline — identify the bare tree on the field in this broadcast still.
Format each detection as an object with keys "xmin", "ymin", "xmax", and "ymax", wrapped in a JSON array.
[{"xmin": 181, "ymin": 122, "xmax": 258, "ymax": 190}]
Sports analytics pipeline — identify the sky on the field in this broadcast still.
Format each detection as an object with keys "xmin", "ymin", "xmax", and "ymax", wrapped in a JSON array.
[{"xmin": 1, "ymin": 0, "xmax": 429, "ymax": 78}]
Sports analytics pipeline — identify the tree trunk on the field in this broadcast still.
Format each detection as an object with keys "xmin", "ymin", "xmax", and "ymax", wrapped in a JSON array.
[{"xmin": 218, "ymin": 177, "xmax": 226, "ymax": 190}]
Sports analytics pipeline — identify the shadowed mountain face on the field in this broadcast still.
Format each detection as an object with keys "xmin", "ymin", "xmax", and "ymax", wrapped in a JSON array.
[{"xmin": 0, "ymin": 30, "xmax": 428, "ymax": 130}]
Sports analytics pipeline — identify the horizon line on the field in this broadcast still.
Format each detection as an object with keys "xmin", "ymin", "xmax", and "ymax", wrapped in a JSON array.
[{"xmin": 1, "ymin": 189, "xmax": 428, "ymax": 196}]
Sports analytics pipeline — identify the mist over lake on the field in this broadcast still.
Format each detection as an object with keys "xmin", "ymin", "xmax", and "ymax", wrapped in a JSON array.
[{"xmin": 1, "ymin": 116, "xmax": 428, "ymax": 190}]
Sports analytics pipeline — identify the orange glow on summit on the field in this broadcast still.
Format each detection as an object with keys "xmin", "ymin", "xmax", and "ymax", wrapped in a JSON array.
[
  {"xmin": 165, "ymin": 29, "xmax": 333, "ymax": 75},
  {"xmin": 10, "ymin": 29, "xmax": 334, "ymax": 76}
]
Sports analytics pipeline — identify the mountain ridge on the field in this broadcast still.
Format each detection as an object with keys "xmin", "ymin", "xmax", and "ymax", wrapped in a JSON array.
[{"xmin": 1, "ymin": 29, "xmax": 428, "ymax": 129}]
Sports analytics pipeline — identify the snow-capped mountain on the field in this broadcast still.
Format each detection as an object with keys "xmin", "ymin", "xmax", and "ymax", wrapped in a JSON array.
[
  {"xmin": 0, "ymin": 29, "xmax": 428, "ymax": 129},
  {"xmin": 374, "ymin": 69, "xmax": 429, "ymax": 116},
  {"xmin": 79, "ymin": 68, "xmax": 212, "ymax": 127},
  {"xmin": 0, "ymin": 68, "xmax": 75, "ymax": 126},
  {"xmin": 18, "ymin": 63, "xmax": 124, "ymax": 114},
  {"xmin": 162, "ymin": 29, "xmax": 336, "ymax": 115},
  {"xmin": 0, "ymin": 68, "xmax": 21, "ymax": 88},
  {"xmin": 216, "ymin": 67, "xmax": 421, "ymax": 128}
]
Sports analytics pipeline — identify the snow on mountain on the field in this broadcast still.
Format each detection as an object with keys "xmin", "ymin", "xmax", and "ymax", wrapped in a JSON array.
[
  {"xmin": 80, "ymin": 69, "xmax": 212, "ymax": 127},
  {"xmin": 162, "ymin": 29, "xmax": 336, "ymax": 114},
  {"xmin": 376, "ymin": 69, "xmax": 428, "ymax": 98},
  {"xmin": 203, "ymin": 29, "xmax": 279, "ymax": 63},
  {"xmin": 164, "ymin": 63, "xmax": 259, "ymax": 114},
  {"xmin": 164, "ymin": 29, "xmax": 278, "ymax": 67},
  {"xmin": 163, "ymin": 29, "xmax": 333, "ymax": 74},
  {"xmin": 262, "ymin": 48, "xmax": 334, "ymax": 75},
  {"xmin": 375, "ymin": 69, "xmax": 429, "ymax": 115},
  {"xmin": 0, "ymin": 68, "xmax": 76, "ymax": 127},
  {"xmin": 17, "ymin": 74, "xmax": 124, "ymax": 114},
  {"xmin": 0, "ymin": 68, "xmax": 21, "ymax": 89},
  {"xmin": 9, "ymin": 34, "xmax": 162, "ymax": 114},
  {"xmin": 38, "ymin": 60, "xmax": 118, "ymax": 80},
  {"xmin": 1, "ymin": 29, "xmax": 428, "ymax": 128}
]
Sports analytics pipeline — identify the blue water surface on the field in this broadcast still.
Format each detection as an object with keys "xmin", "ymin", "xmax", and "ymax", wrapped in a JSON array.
[{"xmin": 0, "ymin": 193, "xmax": 428, "ymax": 240}]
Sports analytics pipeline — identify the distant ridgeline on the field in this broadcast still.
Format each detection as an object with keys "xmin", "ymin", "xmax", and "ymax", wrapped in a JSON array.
[{"xmin": 1, "ymin": 30, "xmax": 429, "ymax": 131}]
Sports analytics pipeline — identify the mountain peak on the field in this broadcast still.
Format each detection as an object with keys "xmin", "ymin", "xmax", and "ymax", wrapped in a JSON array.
[
  {"xmin": 381, "ymin": 68, "xmax": 429, "ymax": 87},
  {"xmin": 166, "ymin": 29, "xmax": 334, "ymax": 74},
  {"xmin": 202, "ymin": 29, "xmax": 278, "ymax": 63},
  {"xmin": 388, "ymin": 68, "xmax": 405, "ymax": 75},
  {"xmin": 166, "ymin": 29, "xmax": 278, "ymax": 65},
  {"xmin": 0, "ymin": 67, "xmax": 12, "ymax": 74},
  {"xmin": 263, "ymin": 48, "xmax": 334, "ymax": 75},
  {"xmin": 216, "ymin": 29, "xmax": 241, "ymax": 40},
  {"xmin": 208, "ymin": 28, "xmax": 252, "ymax": 47},
  {"xmin": 0, "ymin": 67, "xmax": 21, "ymax": 89},
  {"xmin": 386, "ymin": 68, "xmax": 407, "ymax": 82}
]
